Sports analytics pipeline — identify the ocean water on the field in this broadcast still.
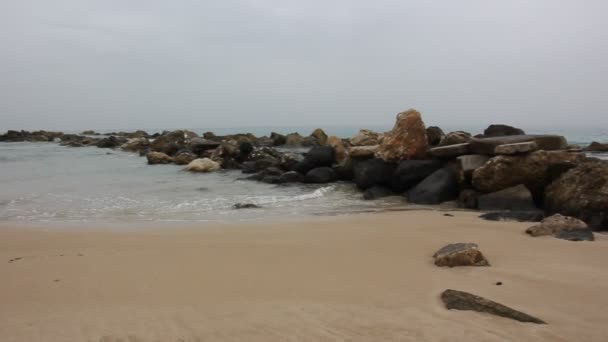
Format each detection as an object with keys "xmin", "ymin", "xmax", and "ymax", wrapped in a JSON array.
[{"xmin": 0, "ymin": 128, "xmax": 606, "ymax": 227}]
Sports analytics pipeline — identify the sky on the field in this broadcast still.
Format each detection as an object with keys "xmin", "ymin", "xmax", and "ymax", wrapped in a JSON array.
[{"xmin": 0, "ymin": 0, "xmax": 607, "ymax": 132}]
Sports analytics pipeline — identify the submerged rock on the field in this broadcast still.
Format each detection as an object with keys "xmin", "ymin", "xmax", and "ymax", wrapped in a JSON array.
[
  {"xmin": 232, "ymin": 203, "xmax": 260, "ymax": 209},
  {"xmin": 184, "ymin": 158, "xmax": 221, "ymax": 173},
  {"xmin": 433, "ymin": 243, "xmax": 489, "ymax": 267},
  {"xmin": 441, "ymin": 289, "xmax": 546, "ymax": 324},
  {"xmin": 376, "ymin": 109, "xmax": 429, "ymax": 161}
]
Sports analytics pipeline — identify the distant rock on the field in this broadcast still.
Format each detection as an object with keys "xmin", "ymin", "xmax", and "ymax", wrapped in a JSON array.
[
  {"xmin": 146, "ymin": 152, "xmax": 173, "ymax": 165},
  {"xmin": 233, "ymin": 203, "xmax": 260, "ymax": 209},
  {"xmin": 353, "ymin": 158, "xmax": 396, "ymax": 190},
  {"xmin": 526, "ymin": 214, "xmax": 589, "ymax": 237},
  {"xmin": 407, "ymin": 168, "xmax": 459, "ymax": 204},
  {"xmin": 303, "ymin": 167, "xmax": 337, "ymax": 184},
  {"xmin": 584, "ymin": 141, "xmax": 608, "ymax": 152},
  {"xmin": 184, "ymin": 158, "xmax": 221, "ymax": 172},
  {"xmin": 363, "ymin": 186, "xmax": 393, "ymax": 200},
  {"xmin": 310, "ymin": 128, "xmax": 328, "ymax": 146},
  {"xmin": 494, "ymin": 141, "xmax": 538, "ymax": 155},
  {"xmin": 150, "ymin": 130, "xmax": 198, "ymax": 156},
  {"xmin": 433, "ymin": 243, "xmax": 489, "ymax": 267},
  {"xmin": 479, "ymin": 211, "xmax": 544, "ymax": 222},
  {"xmin": 121, "ymin": 137, "xmax": 149, "ymax": 152},
  {"xmin": 391, "ymin": 160, "xmax": 443, "ymax": 192},
  {"xmin": 441, "ymin": 289, "xmax": 546, "ymax": 324},
  {"xmin": 285, "ymin": 133, "xmax": 303, "ymax": 146},
  {"xmin": 349, "ymin": 129, "xmax": 380, "ymax": 146},
  {"xmin": 469, "ymin": 135, "xmax": 568, "ymax": 155},
  {"xmin": 426, "ymin": 126, "xmax": 445, "ymax": 146},
  {"xmin": 270, "ymin": 132, "xmax": 286, "ymax": 146},
  {"xmin": 438, "ymin": 131, "xmax": 472, "ymax": 147},
  {"xmin": 376, "ymin": 109, "xmax": 429, "ymax": 161},
  {"xmin": 96, "ymin": 136, "xmax": 126, "ymax": 149},
  {"xmin": 189, "ymin": 138, "xmax": 221, "ymax": 155},
  {"xmin": 477, "ymin": 184, "xmax": 537, "ymax": 211},
  {"xmin": 482, "ymin": 124, "xmax": 525, "ymax": 137}
]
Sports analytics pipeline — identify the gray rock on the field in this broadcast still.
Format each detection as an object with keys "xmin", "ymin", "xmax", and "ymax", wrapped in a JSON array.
[
  {"xmin": 407, "ymin": 168, "xmax": 459, "ymax": 204},
  {"xmin": 441, "ymin": 289, "xmax": 546, "ymax": 324},
  {"xmin": 429, "ymin": 143, "xmax": 471, "ymax": 159},
  {"xmin": 458, "ymin": 189, "xmax": 479, "ymax": 209},
  {"xmin": 554, "ymin": 229, "xmax": 595, "ymax": 241},
  {"xmin": 477, "ymin": 184, "xmax": 537, "ymax": 211},
  {"xmin": 470, "ymin": 135, "xmax": 568, "ymax": 155},
  {"xmin": 433, "ymin": 243, "xmax": 489, "ymax": 267},
  {"xmin": 303, "ymin": 167, "xmax": 337, "ymax": 184},
  {"xmin": 457, "ymin": 155, "xmax": 490, "ymax": 173},
  {"xmin": 391, "ymin": 160, "xmax": 443, "ymax": 192},
  {"xmin": 526, "ymin": 214, "xmax": 589, "ymax": 237},
  {"xmin": 232, "ymin": 203, "xmax": 260, "ymax": 209},
  {"xmin": 438, "ymin": 131, "xmax": 472, "ymax": 146},
  {"xmin": 494, "ymin": 141, "xmax": 538, "ymax": 155}
]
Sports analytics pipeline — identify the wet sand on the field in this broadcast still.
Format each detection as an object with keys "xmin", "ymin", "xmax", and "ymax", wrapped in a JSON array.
[{"xmin": 0, "ymin": 210, "xmax": 607, "ymax": 341}]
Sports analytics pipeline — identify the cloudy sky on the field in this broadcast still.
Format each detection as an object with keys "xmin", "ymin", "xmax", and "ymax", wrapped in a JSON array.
[{"xmin": 0, "ymin": 0, "xmax": 606, "ymax": 131}]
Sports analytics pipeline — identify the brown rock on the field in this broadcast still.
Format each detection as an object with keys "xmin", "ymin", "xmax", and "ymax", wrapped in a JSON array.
[
  {"xmin": 585, "ymin": 141, "xmax": 608, "ymax": 152},
  {"xmin": 433, "ymin": 243, "xmax": 489, "ymax": 267},
  {"xmin": 285, "ymin": 133, "xmax": 303, "ymax": 146},
  {"xmin": 526, "ymin": 214, "xmax": 589, "ymax": 237},
  {"xmin": 438, "ymin": 131, "xmax": 472, "ymax": 147},
  {"xmin": 349, "ymin": 129, "xmax": 380, "ymax": 146},
  {"xmin": 494, "ymin": 141, "xmax": 538, "ymax": 155},
  {"xmin": 327, "ymin": 136, "xmax": 347, "ymax": 163},
  {"xmin": 310, "ymin": 128, "xmax": 328, "ymax": 146},
  {"xmin": 376, "ymin": 109, "xmax": 429, "ymax": 161},
  {"xmin": 146, "ymin": 152, "xmax": 173, "ymax": 165},
  {"xmin": 348, "ymin": 145, "xmax": 379, "ymax": 159}
]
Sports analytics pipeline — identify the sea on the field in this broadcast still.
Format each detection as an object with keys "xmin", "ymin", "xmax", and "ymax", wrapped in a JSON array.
[{"xmin": 0, "ymin": 125, "xmax": 606, "ymax": 227}]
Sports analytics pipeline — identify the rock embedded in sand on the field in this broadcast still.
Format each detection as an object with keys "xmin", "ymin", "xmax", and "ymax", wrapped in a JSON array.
[
  {"xmin": 526, "ymin": 214, "xmax": 590, "ymax": 237},
  {"xmin": 146, "ymin": 152, "xmax": 174, "ymax": 165},
  {"xmin": 477, "ymin": 184, "xmax": 537, "ymax": 211},
  {"xmin": 376, "ymin": 109, "xmax": 429, "ymax": 161},
  {"xmin": 479, "ymin": 211, "xmax": 544, "ymax": 222},
  {"xmin": 441, "ymin": 289, "xmax": 546, "ymax": 324},
  {"xmin": 433, "ymin": 243, "xmax": 489, "ymax": 267},
  {"xmin": 184, "ymin": 158, "xmax": 221, "ymax": 172}
]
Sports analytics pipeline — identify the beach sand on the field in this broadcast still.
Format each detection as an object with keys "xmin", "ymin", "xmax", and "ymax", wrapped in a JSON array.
[{"xmin": 0, "ymin": 210, "xmax": 607, "ymax": 341}]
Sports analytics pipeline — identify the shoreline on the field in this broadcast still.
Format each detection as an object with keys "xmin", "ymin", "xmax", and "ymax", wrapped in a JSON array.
[{"xmin": 1, "ymin": 210, "xmax": 607, "ymax": 341}]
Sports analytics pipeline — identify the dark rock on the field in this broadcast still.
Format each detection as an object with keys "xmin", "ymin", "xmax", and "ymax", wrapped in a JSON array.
[
  {"xmin": 407, "ymin": 168, "xmax": 459, "ymax": 204},
  {"xmin": 479, "ymin": 211, "xmax": 544, "ymax": 222},
  {"xmin": 433, "ymin": 243, "xmax": 489, "ymax": 267},
  {"xmin": 584, "ymin": 141, "xmax": 608, "ymax": 152},
  {"xmin": 270, "ymin": 132, "xmax": 286, "ymax": 146},
  {"xmin": 555, "ymin": 229, "xmax": 595, "ymax": 242},
  {"xmin": 293, "ymin": 146, "xmax": 336, "ymax": 174},
  {"xmin": 261, "ymin": 176, "xmax": 282, "ymax": 184},
  {"xmin": 353, "ymin": 158, "xmax": 396, "ymax": 190},
  {"xmin": 438, "ymin": 131, "xmax": 472, "ymax": 146},
  {"xmin": 242, "ymin": 157, "xmax": 279, "ymax": 174},
  {"xmin": 441, "ymin": 289, "xmax": 546, "ymax": 324},
  {"xmin": 232, "ymin": 203, "xmax": 260, "ymax": 209},
  {"xmin": 303, "ymin": 167, "xmax": 337, "ymax": 184},
  {"xmin": 469, "ymin": 135, "xmax": 568, "ymax": 155},
  {"xmin": 264, "ymin": 167, "xmax": 284, "ymax": 176},
  {"xmin": 477, "ymin": 184, "xmax": 537, "ymax": 211},
  {"xmin": 150, "ymin": 130, "xmax": 198, "ymax": 156},
  {"xmin": 496, "ymin": 282, "xmax": 503, "ymax": 286},
  {"xmin": 363, "ymin": 186, "xmax": 394, "ymax": 200},
  {"xmin": 482, "ymin": 124, "xmax": 525, "ymax": 137},
  {"xmin": 332, "ymin": 159, "xmax": 354, "ymax": 181},
  {"xmin": 279, "ymin": 171, "xmax": 304, "ymax": 183},
  {"xmin": 391, "ymin": 160, "xmax": 443, "ymax": 192},
  {"xmin": 429, "ymin": 143, "xmax": 471, "ymax": 159},
  {"xmin": 190, "ymin": 138, "xmax": 221, "ymax": 155},
  {"xmin": 458, "ymin": 189, "xmax": 479, "ymax": 209},
  {"xmin": 426, "ymin": 126, "xmax": 445, "ymax": 146},
  {"xmin": 239, "ymin": 142, "xmax": 254, "ymax": 156}
]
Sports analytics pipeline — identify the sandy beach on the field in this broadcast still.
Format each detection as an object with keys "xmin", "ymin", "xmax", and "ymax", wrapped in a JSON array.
[{"xmin": 0, "ymin": 211, "xmax": 606, "ymax": 342}]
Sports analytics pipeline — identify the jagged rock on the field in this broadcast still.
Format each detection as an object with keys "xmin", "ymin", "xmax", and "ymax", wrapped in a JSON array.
[
  {"xmin": 433, "ymin": 243, "xmax": 489, "ymax": 267},
  {"xmin": 438, "ymin": 131, "xmax": 472, "ymax": 146},
  {"xmin": 293, "ymin": 146, "xmax": 335, "ymax": 174},
  {"xmin": 233, "ymin": 203, "xmax": 260, "ymax": 209},
  {"xmin": 472, "ymin": 151, "xmax": 585, "ymax": 196},
  {"xmin": 555, "ymin": 229, "xmax": 595, "ymax": 242},
  {"xmin": 270, "ymin": 132, "xmax": 286, "ymax": 146},
  {"xmin": 190, "ymin": 138, "xmax": 221, "ymax": 155},
  {"xmin": 349, "ymin": 145, "xmax": 379, "ymax": 159},
  {"xmin": 121, "ymin": 137, "xmax": 149, "ymax": 152},
  {"xmin": 376, "ymin": 109, "xmax": 429, "ymax": 161},
  {"xmin": 494, "ymin": 141, "xmax": 538, "ymax": 155},
  {"xmin": 310, "ymin": 128, "xmax": 328, "ymax": 145},
  {"xmin": 353, "ymin": 158, "xmax": 396, "ymax": 190},
  {"xmin": 184, "ymin": 158, "xmax": 221, "ymax": 172},
  {"xmin": 584, "ymin": 141, "xmax": 608, "ymax": 152},
  {"xmin": 173, "ymin": 152, "xmax": 197, "ymax": 165},
  {"xmin": 526, "ymin": 214, "xmax": 589, "ymax": 237},
  {"xmin": 96, "ymin": 136, "xmax": 126, "ymax": 148},
  {"xmin": 391, "ymin": 160, "xmax": 443, "ymax": 192},
  {"xmin": 441, "ymin": 289, "xmax": 546, "ymax": 324},
  {"xmin": 304, "ymin": 167, "xmax": 337, "ymax": 184},
  {"xmin": 327, "ymin": 136, "xmax": 347, "ymax": 163},
  {"xmin": 363, "ymin": 186, "xmax": 393, "ymax": 200},
  {"xmin": 146, "ymin": 152, "xmax": 173, "ymax": 165},
  {"xmin": 407, "ymin": 168, "xmax": 459, "ymax": 204},
  {"xmin": 349, "ymin": 129, "xmax": 380, "ymax": 146},
  {"xmin": 426, "ymin": 126, "xmax": 445, "ymax": 146},
  {"xmin": 470, "ymin": 135, "xmax": 568, "ymax": 155},
  {"xmin": 458, "ymin": 189, "xmax": 479, "ymax": 209},
  {"xmin": 479, "ymin": 211, "xmax": 544, "ymax": 222},
  {"xmin": 482, "ymin": 124, "xmax": 525, "ymax": 137},
  {"xmin": 477, "ymin": 184, "xmax": 537, "ymax": 211},
  {"xmin": 285, "ymin": 133, "xmax": 303, "ymax": 146},
  {"xmin": 430, "ymin": 143, "xmax": 471, "ymax": 159},
  {"xmin": 150, "ymin": 130, "xmax": 197, "ymax": 156},
  {"xmin": 545, "ymin": 161, "xmax": 608, "ymax": 230},
  {"xmin": 279, "ymin": 171, "xmax": 304, "ymax": 183}
]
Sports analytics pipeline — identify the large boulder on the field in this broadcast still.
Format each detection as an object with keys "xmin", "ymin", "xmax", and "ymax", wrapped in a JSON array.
[
  {"xmin": 146, "ymin": 152, "xmax": 173, "ymax": 165},
  {"xmin": 327, "ymin": 136, "xmax": 347, "ymax": 163},
  {"xmin": 189, "ymin": 138, "xmax": 221, "ymax": 155},
  {"xmin": 477, "ymin": 184, "xmax": 537, "ymax": 211},
  {"xmin": 482, "ymin": 124, "xmax": 525, "ymax": 137},
  {"xmin": 353, "ymin": 158, "xmax": 396, "ymax": 190},
  {"xmin": 184, "ymin": 158, "xmax": 221, "ymax": 172},
  {"xmin": 526, "ymin": 214, "xmax": 591, "ymax": 239},
  {"xmin": 472, "ymin": 151, "xmax": 585, "ymax": 197},
  {"xmin": 469, "ymin": 135, "xmax": 568, "ymax": 155},
  {"xmin": 96, "ymin": 136, "xmax": 125, "ymax": 148},
  {"xmin": 391, "ymin": 160, "xmax": 443, "ymax": 192},
  {"xmin": 293, "ymin": 146, "xmax": 336, "ymax": 174},
  {"xmin": 426, "ymin": 126, "xmax": 445, "ymax": 146},
  {"xmin": 310, "ymin": 128, "xmax": 328, "ymax": 146},
  {"xmin": 348, "ymin": 145, "xmax": 379, "ymax": 159},
  {"xmin": 544, "ymin": 161, "xmax": 608, "ymax": 230},
  {"xmin": 433, "ymin": 243, "xmax": 489, "ymax": 267},
  {"xmin": 376, "ymin": 109, "xmax": 429, "ymax": 161},
  {"xmin": 441, "ymin": 289, "xmax": 546, "ymax": 324},
  {"xmin": 303, "ymin": 167, "xmax": 337, "ymax": 184},
  {"xmin": 438, "ymin": 131, "xmax": 472, "ymax": 146},
  {"xmin": 584, "ymin": 141, "xmax": 608, "ymax": 152},
  {"xmin": 407, "ymin": 168, "xmax": 459, "ymax": 204},
  {"xmin": 121, "ymin": 137, "xmax": 149, "ymax": 152},
  {"xmin": 150, "ymin": 130, "xmax": 198, "ymax": 156},
  {"xmin": 349, "ymin": 129, "xmax": 380, "ymax": 146}
]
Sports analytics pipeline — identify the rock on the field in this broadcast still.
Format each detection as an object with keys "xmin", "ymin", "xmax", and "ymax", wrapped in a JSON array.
[
  {"xmin": 301, "ymin": 136, "xmax": 320, "ymax": 147},
  {"xmin": 458, "ymin": 155, "xmax": 490, "ymax": 182},
  {"xmin": 363, "ymin": 186, "xmax": 394, "ymax": 200},
  {"xmin": 482, "ymin": 124, "xmax": 525, "ymax": 137},
  {"xmin": 494, "ymin": 141, "xmax": 538, "ymax": 155},
  {"xmin": 430, "ymin": 143, "xmax": 471, "ymax": 159},
  {"xmin": 150, "ymin": 130, "xmax": 197, "ymax": 156},
  {"xmin": 279, "ymin": 171, "xmax": 304, "ymax": 183},
  {"xmin": 353, "ymin": 158, "xmax": 396, "ymax": 190},
  {"xmin": 526, "ymin": 214, "xmax": 589, "ymax": 237},
  {"xmin": 310, "ymin": 128, "xmax": 328, "ymax": 146},
  {"xmin": 146, "ymin": 152, "xmax": 173, "ymax": 165},
  {"xmin": 121, "ymin": 137, "xmax": 149, "ymax": 152},
  {"xmin": 239, "ymin": 142, "xmax": 254, "ymax": 156},
  {"xmin": 477, "ymin": 184, "xmax": 537, "ymax": 211},
  {"xmin": 469, "ymin": 135, "xmax": 568, "ymax": 155},
  {"xmin": 189, "ymin": 138, "xmax": 221, "ymax": 155},
  {"xmin": 261, "ymin": 176, "xmax": 282, "ymax": 184},
  {"xmin": 438, "ymin": 131, "xmax": 472, "ymax": 146},
  {"xmin": 433, "ymin": 243, "xmax": 489, "ymax": 267},
  {"xmin": 554, "ymin": 229, "xmax": 595, "ymax": 242},
  {"xmin": 173, "ymin": 152, "xmax": 197, "ymax": 165},
  {"xmin": 376, "ymin": 109, "xmax": 429, "ymax": 161},
  {"xmin": 285, "ymin": 133, "xmax": 303, "ymax": 146},
  {"xmin": 332, "ymin": 158, "xmax": 354, "ymax": 181},
  {"xmin": 279, "ymin": 153, "xmax": 303, "ymax": 171},
  {"xmin": 391, "ymin": 160, "xmax": 443, "ymax": 192},
  {"xmin": 407, "ymin": 168, "xmax": 459, "ymax": 204},
  {"xmin": 441, "ymin": 289, "xmax": 546, "ymax": 324},
  {"xmin": 458, "ymin": 189, "xmax": 479, "ymax": 209},
  {"xmin": 233, "ymin": 203, "xmax": 260, "ymax": 209},
  {"xmin": 81, "ymin": 130, "xmax": 96, "ymax": 135},
  {"xmin": 270, "ymin": 132, "xmax": 286, "ymax": 146},
  {"xmin": 184, "ymin": 158, "xmax": 221, "ymax": 173},
  {"xmin": 293, "ymin": 146, "xmax": 336, "ymax": 174},
  {"xmin": 96, "ymin": 136, "xmax": 125, "ymax": 148},
  {"xmin": 242, "ymin": 157, "xmax": 279, "ymax": 174},
  {"xmin": 584, "ymin": 141, "xmax": 608, "ymax": 152},
  {"xmin": 426, "ymin": 126, "xmax": 445, "ymax": 146},
  {"xmin": 544, "ymin": 161, "xmax": 608, "ymax": 230},
  {"xmin": 327, "ymin": 136, "xmax": 347, "ymax": 163},
  {"xmin": 348, "ymin": 145, "xmax": 379, "ymax": 159},
  {"xmin": 472, "ymin": 151, "xmax": 585, "ymax": 196},
  {"xmin": 479, "ymin": 211, "xmax": 544, "ymax": 222},
  {"xmin": 349, "ymin": 129, "xmax": 380, "ymax": 146},
  {"xmin": 303, "ymin": 167, "xmax": 337, "ymax": 184}
]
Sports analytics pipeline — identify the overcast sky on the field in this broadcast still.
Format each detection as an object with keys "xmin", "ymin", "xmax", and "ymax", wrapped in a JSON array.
[{"xmin": 0, "ymin": 0, "xmax": 606, "ymax": 132}]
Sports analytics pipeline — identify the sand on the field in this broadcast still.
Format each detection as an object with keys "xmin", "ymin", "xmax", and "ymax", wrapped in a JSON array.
[{"xmin": 0, "ymin": 210, "xmax": 607, "ymax": 342}]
